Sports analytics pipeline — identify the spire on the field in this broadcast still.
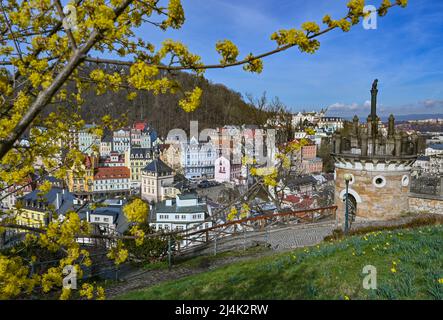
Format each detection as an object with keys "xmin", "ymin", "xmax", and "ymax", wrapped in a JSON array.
[
  {"xmin": 370, "ymin": 79, "xmax": 379, "ymax": 137},
  {"xmin": 370, "ymin": 79, "xmax": 378, "ymax": 123},
  {"xmin": 154, "ymin": 144, "xmax": 160, "ymax": 159}
]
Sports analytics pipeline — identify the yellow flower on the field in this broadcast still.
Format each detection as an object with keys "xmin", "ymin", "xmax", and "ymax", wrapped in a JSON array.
[
  {"xmin": 392, "ymin": 261, "xmax": 397, "ymax": 266},
  {"xmin": 344, "ymin": 295, "xmax": 350, "ymax": 300},
  {"xmin": 438, "ymin": 278, "xmax": 443, "ymax": 284},
  {"xmin": 391, "ymin": 268, "xmax": 397, "ymax": 273}
]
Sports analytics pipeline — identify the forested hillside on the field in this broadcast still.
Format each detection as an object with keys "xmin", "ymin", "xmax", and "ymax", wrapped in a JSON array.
[{"xmin": 48, "ymin": 63, "xmax": 271, "ymax": 137}]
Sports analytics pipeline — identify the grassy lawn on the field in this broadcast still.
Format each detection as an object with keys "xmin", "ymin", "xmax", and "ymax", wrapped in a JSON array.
[
  {"xmin": 141, "ymin": 245, "xmax": 271, "ymax": 271},
  {"xmin": 116, "ymin": 225, "xmax": 443, "ymax": 300}
]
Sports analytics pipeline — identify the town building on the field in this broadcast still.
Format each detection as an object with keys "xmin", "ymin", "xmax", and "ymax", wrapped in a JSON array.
[
  {"xmin": 141, "ymin": 157, "xmax": 180, "ymax": 203},
  {"xmin": 181, "ymin": 136, "xmax": 216, "ymax": 179},
  {"xmin": 331, "ymin": 80, "xmax": 418, "ymax": 221},
  {"xmin": 301, "ymin": 141, "xmax": 323, "ymax": 174},
  {"xmin": 413, "ymin": 154, "xmax": 443, "ymax": 175},
  {"xmin": 1, "ymin": 177, "xmax": 34, "ymax": 210},
  {"xmin": 291, "ymin": 110, "xmax": 327, "ymax": 128},
  {"xmin": 150, "ymin": 193, "xmax": 212, "ymax": 246},
  {"xmin": 15, "ymin": 187, "xmax": 76, "ymax": 228},
  {"xmin": 78, "ymin": 124, "xmax": 100, "ymax": 155},
  {"xmin": 317, "ymin": 117, "xmax": 344, "ymax": 133},
  {"xmin": 160, "ymin": 143, "xmax": 183, "ymax": 172},
  {"xmin": 66, "ymin": 155, "xmax": 97, "ymax": 199},
  {"xmin": 84, "ymin": 199, "xmax": 128, "ymax": 234},
  {"xmin": 113, "ymin": 129, "xmax": 131, "ymax": 153},
  {"xmin": 100, "ymin": 151, "xmax": 125, "ymax": 167},
  {"xmin": 214, "ymin": 155, "xmax": 242, "ymax": 184},
  {"xmin": 413, "ymin": 155, "xmax": 431, "ymax": 173},
  {"xmin": 130, "ymin": 122, "xmax": 157, "ymax": 149},
  {"xmin": 99, "ymin": 135, "xmax": 113, "ymax": 157},
  {"xmin": 124, "ymin": 147, "xmax": 153, "ymax": 189},
  {"xmin": 425, "ymin": 144, "xmax": 443, "ymax": 156},
  {"xmin": 93, "ymin": 166, "xmax": 131, "ymax": 198}
]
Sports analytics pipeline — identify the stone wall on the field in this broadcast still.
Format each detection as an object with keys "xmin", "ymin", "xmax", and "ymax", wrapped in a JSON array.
[
  {"xmin": 408, "ymin": 194, "xmax": 443, "ymax": 214},
  {"xmin": 335, "ymin": 167, "xmax": 411, "ymax": 221}
]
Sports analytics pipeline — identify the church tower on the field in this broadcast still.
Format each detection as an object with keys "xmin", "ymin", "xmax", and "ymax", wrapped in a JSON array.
[{"xmin": 331, "ymin": 80, "xmax": 418, "ymax": 221}]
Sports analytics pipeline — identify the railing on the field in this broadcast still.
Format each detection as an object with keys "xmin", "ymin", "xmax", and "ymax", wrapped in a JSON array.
[{"xmin": 176, "ymin": 205, "xmax": 337, "ymax": 253}]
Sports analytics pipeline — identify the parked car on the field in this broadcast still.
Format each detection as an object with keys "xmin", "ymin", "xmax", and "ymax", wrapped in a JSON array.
[{"xmin": 198, "ymin": 181, "xmax": 210, "ymax": 188}]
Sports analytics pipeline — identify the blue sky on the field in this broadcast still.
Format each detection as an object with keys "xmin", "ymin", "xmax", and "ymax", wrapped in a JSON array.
[{"xmin": 136, "ymin": 0, "xmax": 443, "ymax": 117}]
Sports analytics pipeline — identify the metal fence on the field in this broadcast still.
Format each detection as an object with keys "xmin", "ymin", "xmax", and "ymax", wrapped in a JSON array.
[{"xmin": 410, "ymin": 176, "xmax": 442, "ymax": 196}]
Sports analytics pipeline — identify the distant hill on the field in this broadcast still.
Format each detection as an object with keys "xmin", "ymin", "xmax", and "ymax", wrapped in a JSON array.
[
  {"xmin": 50, "ymin": 63, "xmax": 270, "ymax": 137},
  {"xmin": 390, "ymin": 114, "xmax": 443, "ymax": 121},
  {"xmin": 339, "ymin": 114, "xmax": 443, "ymax": 122}
]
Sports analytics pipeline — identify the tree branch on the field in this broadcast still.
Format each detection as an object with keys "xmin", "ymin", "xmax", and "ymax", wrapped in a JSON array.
[{"xmin": 0, "ymin": 0, "xmax": 136, "ymax": 161}]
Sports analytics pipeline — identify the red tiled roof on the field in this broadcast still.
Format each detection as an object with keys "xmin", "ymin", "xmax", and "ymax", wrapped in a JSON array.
[
  {"xmin": 134, "ymin": 122, "xmax": 147, "ymax": 130},
  {"xmin": 94, "ymin": 167, "xmax": 130, "ymax": 180},
  {"xmin": 284, "ymin": 195, "xmax": 301, "ymax": 203}
]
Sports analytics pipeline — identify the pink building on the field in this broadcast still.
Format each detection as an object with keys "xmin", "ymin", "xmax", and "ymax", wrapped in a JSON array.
[
  {"xmin": 302, "ymin": 158, "xmax": 323, "ymax": 174},
  {"xmin": 214, "ymin": 156, "xmax": 242, "ymax": 184},
  {"xmin": 301, "ymin": 144, "xmax": 316, "ymax": 160}
]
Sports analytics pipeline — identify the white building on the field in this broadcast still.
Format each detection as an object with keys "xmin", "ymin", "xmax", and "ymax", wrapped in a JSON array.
[
  {"xmin": 317, "ymin": 117, "xmax": 344, "ymax": 133},
  {"xmin": 291, "ymin": 110, "xmax": 326, "ymax": 128},
  {"xmin": 414, "ymin": 154, "xmax": 443, "ymax": 175},
  {"xmin": 86, "ymin": 199, "xmax": 128, "ymax": 234},
  {"xmin": 141, "ymin": 158, "xmax": 179, "ymax": 203},
  {"xmin": 78, "ymin": 124, "xmax": 100, "ymax": 155},
  {"xmin": 130, "ymin": 122, "xmax": 157, "ymax": 148},
  {"xmin": 425, "ymin": 144, "xmax": 443, "ymax": 156},
  {"xmin": 151, "ymin": 193, "xmax": 212, "ymax": 246},
  {"xmin": 181, "ymin": 136, "xmax": 216, "ymax": 179},
  {"xmin": 100, "ymin": 135, "xmax": 113, "ymax": 157},
  {"xmin": 214, "ymin": 155, "xmax": 242, "ymax": 184},
  {"xmin": 93, "ymin": 167, "xmax": 131, "ymax": 197},
  {"xmin": 113, "ymin": 129, "xmax": 131, "ymax": 153},
  {"xmin": 100, "ymin": 151, "xmax": 125, "ymax": 167}
]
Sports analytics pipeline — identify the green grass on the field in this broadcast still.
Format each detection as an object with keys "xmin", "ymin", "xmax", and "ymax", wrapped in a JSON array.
[
  {"xmin": 140, "ymin": 245, "xmax": 270, "ymax": 271},
  {"xmin": 116, "ymin": 225, "xmax": 443, "ymax": 300}
]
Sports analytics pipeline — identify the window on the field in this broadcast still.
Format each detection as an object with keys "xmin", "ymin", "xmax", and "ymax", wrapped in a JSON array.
[
  {"xmin": 373, "ymin": 175, "xmax": 386, "ymax": 188},
  {"xmin": 401, "ymin": 175, "xmax": 409, "ymax": 187},
  {"xmin": 104, "ymin": 218, "xmax": 109, "ymax": 222},
  {"xmin": 181, "ymin": 215, "xmax": 186, "ymax": 220},
  {"xmin": 94, "ymin": 217, "xmax": 100, "ymax": 221}
]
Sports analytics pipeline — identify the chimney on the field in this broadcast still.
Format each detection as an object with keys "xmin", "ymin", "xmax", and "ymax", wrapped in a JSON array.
[{"xmin": 56, "ymin": 193, "xmax": 60, "ymax": 210}]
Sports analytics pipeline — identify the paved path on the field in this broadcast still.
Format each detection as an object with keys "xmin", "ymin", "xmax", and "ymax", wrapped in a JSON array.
[
  {"xmin": 181, "ymin": 220, "xmax": 337, "ymax": 257},
  {"xmin": 106, "ymin": 221, "xmax": 337, "ymax": 298},
  {"xmin": 265, "ymin": 223, "xmax": 336, "ymax": 250}
]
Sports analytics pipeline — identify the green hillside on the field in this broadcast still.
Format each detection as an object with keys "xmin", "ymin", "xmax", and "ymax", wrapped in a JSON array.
[{"xmin": 116, "ymin": 225, "xmax": 443, "ymax": 300}]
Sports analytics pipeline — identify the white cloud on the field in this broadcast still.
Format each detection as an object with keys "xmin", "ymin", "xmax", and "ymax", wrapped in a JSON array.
[{"xmin": 328, "ymin": 101, "xmax": 370, "ymax": 112}]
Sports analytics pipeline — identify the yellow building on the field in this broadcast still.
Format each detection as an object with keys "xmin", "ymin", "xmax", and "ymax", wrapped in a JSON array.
[
  {"xmin": 66, "ymin": 155, "xmax": 97, "ymax": 199},
  {"xmin": 124, "ymin": 147, "xmax": 153, "ymax": 188},
  {"xmin": 15, "ymin": 187, "xmax": 76, "ymax": 228},
  {"xmin": 160, "ymin": 143, "xmax": 182, "ymax": 172}
]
